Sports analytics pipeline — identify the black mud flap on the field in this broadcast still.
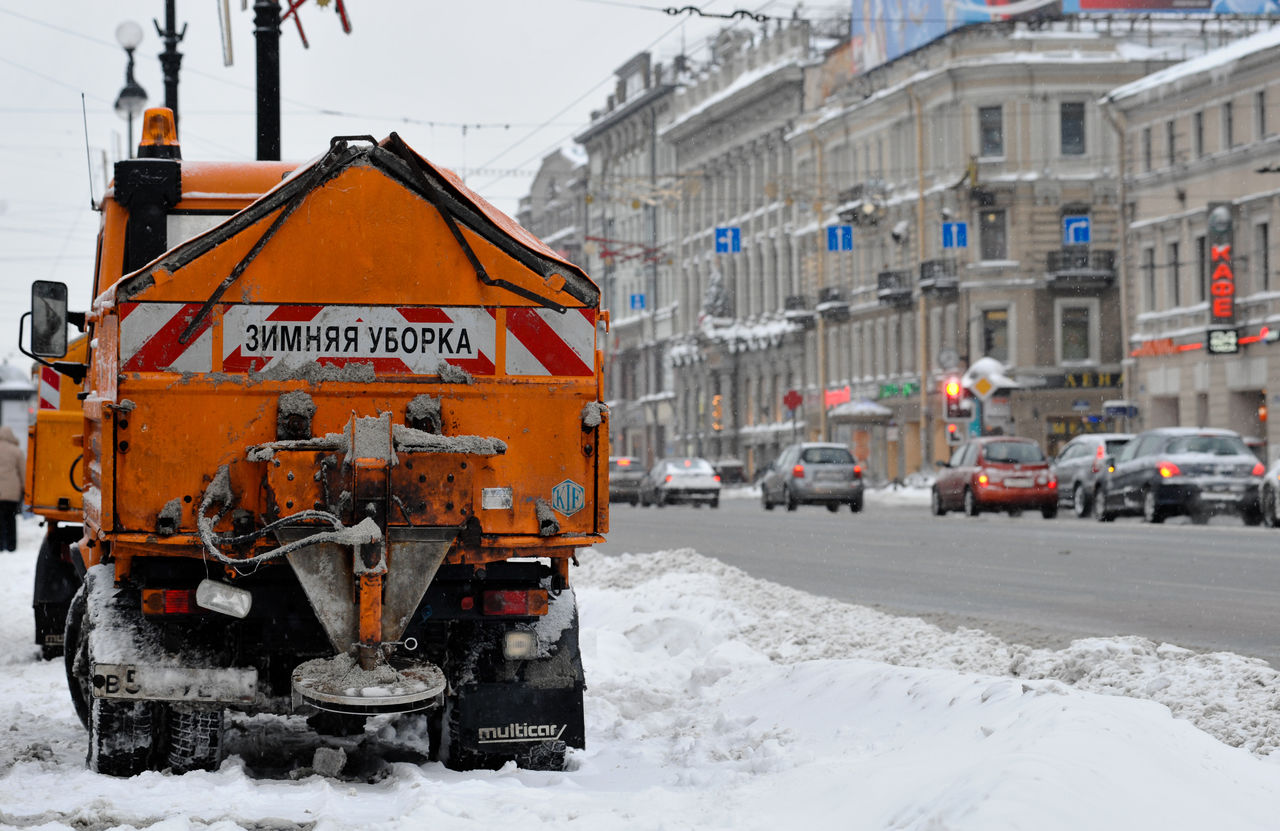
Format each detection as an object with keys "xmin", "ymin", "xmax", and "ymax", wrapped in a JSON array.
[{"xmin": 453, "ymin": 681, "xmax": 585, "ymax": 758}]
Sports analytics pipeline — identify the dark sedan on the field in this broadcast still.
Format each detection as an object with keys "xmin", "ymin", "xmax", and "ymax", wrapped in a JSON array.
[
  {"xmin": 608, "ymin": 456, "xmax": 645, "ymax": 505},
  {"xmin": 1093, "ymin": 427, "xmax": 1264, "ymax": 524}
]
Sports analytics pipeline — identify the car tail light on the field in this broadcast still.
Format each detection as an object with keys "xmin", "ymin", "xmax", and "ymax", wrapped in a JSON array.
[
  {"xmin": 853, "ymin": 465, "xmax": 863, "ymax": 479},
  {"xmin": 713, "ymin": 474, "xmax": 721, "ymax": 482},
  {"xmin": 665, "ymin": 474, "xmax": 673, "ymax": 483},
  {"xmin": 1252, "ymin": 462, "xmax": 1265, "ymax": 476},
  {"xmin": 1092, "ymin": 444, "xmax": 1105, "ymax": 473},
  {"xmin": 1158, "ymin": 461, "xmax": 1181, "ymax": 478},
  {"xmin": 977, "ymin": 473, "xmax": 989, "ymax": 486},
  {"xmin": 141, "ymin": 588, "xmax": 198, "ymax": 616},
  {"xmin": 483, "ymin": 589, "xmax": 549, "ymax": 616},
  {"xmin": 1048, "ymin": 475, "xmax": 1057, "ymax": 489},
  {"xmin": 792, "ymin": 464, "xmax": 805, "ymax": 479}
]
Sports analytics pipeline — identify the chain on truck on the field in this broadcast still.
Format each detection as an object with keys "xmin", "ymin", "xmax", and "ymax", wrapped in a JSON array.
[{"xmin": 21, "ymin": 107, "xmax": 609, "ymax": 776}]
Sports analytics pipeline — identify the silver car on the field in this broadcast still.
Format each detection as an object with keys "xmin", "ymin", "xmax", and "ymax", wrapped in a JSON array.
[
  {"xmin": 639, "ymin": 457, "xmax": 721, "ymax": 508},
  {"xmin": 760, "ymin": 442, "xmax": 865, "ymax": 513},
  {"xmin": 1050, "ymin": 433, "xmax": 1133, "ymax": 518}
]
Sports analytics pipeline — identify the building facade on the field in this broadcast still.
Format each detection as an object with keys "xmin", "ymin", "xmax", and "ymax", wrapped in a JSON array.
[
  {"xmin": 1105, "ymin": 25, "xmax": 1280, "ymax": 456},
  {"xmin": 529, "ymin": 15, "xmax": 1272, "ymax": 478}
]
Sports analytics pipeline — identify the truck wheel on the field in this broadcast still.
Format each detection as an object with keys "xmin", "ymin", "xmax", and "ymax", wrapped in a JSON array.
[
  {"xmin": 89, "ymin": 698, "xmax": 156, "ymax": 777},
  {"xmin": 64, "ymin": 582, "xmax": 91, "ymax": 730},
  {"xmin": 166, "ymin": 708, "xmax": 225, "ymax": 773},
  {"xmin": 33, "ymin": 529, "xmax": 80, "ymax": 660},
  {"xmin": 826, "ymin": 504, "xmax": 839, "ymax": 513}
]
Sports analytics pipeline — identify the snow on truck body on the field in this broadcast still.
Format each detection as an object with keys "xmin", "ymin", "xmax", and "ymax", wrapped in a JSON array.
[{"xmin": 29, "ymin": 115, "xmax": 605, "ymax": 776}]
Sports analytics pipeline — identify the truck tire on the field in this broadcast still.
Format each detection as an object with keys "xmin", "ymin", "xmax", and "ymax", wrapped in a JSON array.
[
  {"xmin": 166, "ymin": 708, "xmax": 225, "ymax": 773},
  {"xmin": 33, "ymin": 528, "xmax": 81, "ymax": 660},
  {"xmin": 89, "ymin": 698, "xmax": 156, "ymax": 777},
  {"xmin": 64, "ymin": 582, "xmax": 90, "ymax": 730}
]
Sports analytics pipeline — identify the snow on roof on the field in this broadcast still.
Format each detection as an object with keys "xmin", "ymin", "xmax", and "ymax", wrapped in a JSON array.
[
  {"xmin": 661, "ymin": 51, "xmax": 802, "ymax": 138},
  {"xmin": 558, "ymin": 143, "xmax": 588, "ymax": 167},
  {"xmin": 1107, "ymin": 23, "xmax": 1280, "ymax": 104}
]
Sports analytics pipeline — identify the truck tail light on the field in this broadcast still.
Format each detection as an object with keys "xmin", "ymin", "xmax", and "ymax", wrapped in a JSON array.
[
  {"xmin": 141, "ymin": 588, "xmax": 198, "ymax": 616},
  {"xmin": 483, "ymin": 589, "xmax": 549, "ymax": 616},
  {"xmin": 853, "ymin": 464, "xmax": 863, "ymax": 479},
  {"xmin": 1252, "ymin": 462, "xmax": 1265, "ymax": 476},
  {"xmin": 1158, "ymin": 461, "xmax": 1181, "ymax": 478},
  {"xmin": 792, "ymin": 464, "xmax": 805, "ymax": 479}
]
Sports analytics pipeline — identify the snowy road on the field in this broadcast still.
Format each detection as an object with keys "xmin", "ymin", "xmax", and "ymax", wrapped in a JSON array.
[{"xmin": 1, "ymin": 513, "xmax": 1278, "ymax": 830}]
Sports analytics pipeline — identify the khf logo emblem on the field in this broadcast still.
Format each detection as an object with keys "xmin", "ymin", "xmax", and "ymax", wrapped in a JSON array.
[{"xmin": 551, "ymin": 479, "xmax": 584, "ymax": 516}]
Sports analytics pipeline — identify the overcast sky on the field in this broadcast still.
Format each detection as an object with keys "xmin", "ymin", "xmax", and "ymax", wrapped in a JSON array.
[{"xmin": 0, "ymin": 1, "xmax": 806, "ymax": 363}]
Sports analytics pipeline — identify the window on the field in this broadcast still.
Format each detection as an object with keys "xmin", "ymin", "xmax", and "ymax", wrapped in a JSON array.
[
  {"xmin": 1167, "ymin": 241, "xmax": 1181, "ymax": 307},
  {"xmin": 1195, "ymin": 235, "xmax": 1208, "ymax": 302},
  {"xmin": 1224, "ymin": 100, "xmax": 1235, "ymax": 149},
  {"xmin": 1061, "ymin": 102, "xmax": 1086, "ymax": 155},
  {"xmin": 1056, "ymin": 299, "xmax": 1098, "ymax": 365},
  {"xmin": 980, "ymin": 106, "xmax": 1003, "ymax": 157},
  {"xmin": 1256, "ymin": 222, "xmax": 1270, "ymax": 293},
  {"xmin": 981, "ymin": 308, "xmax": 1009, "ymax": 362},
  {"xmin": 979, "ymin": 209, "xmax": 1007, "ymax": 260},
  {"xmin": 1166, "ymin": 120, "xmax": 1177, "ymax": 165},
  {"xmin": 1194, "ymin": 111, "xmax": 1205, "ymax": 158},
  {"xmin": 1257, "ymin": 90, "xmax": 1267, "ymax": 140},
  {"xmin": 1142, "ymin": 246, "xmax": 1156, "ymax": 311},
  {"xmin": 1142, "ymin": 126, "xmax": 1153, "ymax": 172}
]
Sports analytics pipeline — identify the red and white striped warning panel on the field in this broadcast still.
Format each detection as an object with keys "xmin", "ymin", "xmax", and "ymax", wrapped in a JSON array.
[
  {"xmin": 38, "ymin": 366, "xmax": 60, "ymax": 410},
  {"xmin": 120, "ymin": 302, "xmax": 498, "ymax": 376},
  {"xmin": 120, "ymin": 303, "xmax": 594, "ymax": 377},
  {"xmin": 505, "ymin": 307, "xmax": 596, "ymax": 376}
]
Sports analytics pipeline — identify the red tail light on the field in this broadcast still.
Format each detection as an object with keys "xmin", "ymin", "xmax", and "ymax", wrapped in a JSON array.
[
  {"xmin": 1092, "ymin": 444, "xmax": 1105, "ymax": 473},
  {"xmin": 977, "ymin": 473, "xmax": 989, "ymax": 486},
  {"xmin": 1048, "ymin": 475, "xmax": 1057, "ymax": 489},
  {"xmin": 483, "ymin": 589, "xmax": 549, "ymax": 616},
  {"xmin": 1252, "ymin": 462, "xmax": 1265, "ymax": 476},
  {"xmin": 713, "ymin": 474, "xmax": 721, "ymax": 482},
  {"xmin": 853, "ymin": 464, "xmax": 863, "ymax": 479},
  {"xmin": 1157, "ymin": 461, "xmax": 1181, "ymax": 478},
  {"xmin": 664, "ymin": 474, "xmax": 673, "ymax": 483},
  {"xmin": 141, "ymin": 588, "xmax": 198, "ymax": 616},
  {"xmin": 792, "ymin": 464, "xmax": 805, "ymax": 479}
]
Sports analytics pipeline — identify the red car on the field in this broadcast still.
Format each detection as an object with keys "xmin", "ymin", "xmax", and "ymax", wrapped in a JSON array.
[{"xmin": 932, "ymin": 436, "xmax": 1058, "ymax": 518}]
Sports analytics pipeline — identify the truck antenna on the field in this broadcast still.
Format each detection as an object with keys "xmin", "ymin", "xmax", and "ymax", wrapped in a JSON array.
[{"xmin": 81, "ymin": 93, "xmax": 97, "ymax": 208}]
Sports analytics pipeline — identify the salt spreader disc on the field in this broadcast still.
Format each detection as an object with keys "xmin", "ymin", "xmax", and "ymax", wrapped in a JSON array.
[{"xmin": 292, "ymin": 653, "xmax": 446, "ymax": 715}]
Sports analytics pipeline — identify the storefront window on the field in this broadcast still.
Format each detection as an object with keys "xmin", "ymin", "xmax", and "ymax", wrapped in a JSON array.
[{"xmin": 982, "ymin": 308, "xmax": 1008, "ymax": 362}]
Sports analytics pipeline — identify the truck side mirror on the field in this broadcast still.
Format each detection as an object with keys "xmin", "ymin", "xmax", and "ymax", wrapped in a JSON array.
[{"xmin": 30, "ymin": 280, "xmax": 69, "ymax": 358}]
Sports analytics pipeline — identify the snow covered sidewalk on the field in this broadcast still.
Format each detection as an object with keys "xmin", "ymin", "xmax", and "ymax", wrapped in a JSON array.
[{"xmin": 0, "ymin": 516, "xmax": 1277, "ymax": 830}]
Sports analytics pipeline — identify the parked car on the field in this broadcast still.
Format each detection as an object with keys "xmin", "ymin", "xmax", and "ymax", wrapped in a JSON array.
[
  {"xmin": 1093, "ymin": 427, "xmax": 1264, "ymax": 525},
  {"xmin": 639, "ymin": 456, "xmax": 721, "ymax": 508},
  {"xmin": 932, "ymin": 436, "xmax": 1058, "ymax": 518},
  {"xmin": 1258, "ymin": 457, "xmax": 1280, "ymax": 528},
  {"xmin": 759, "ymin": 442, "xmax": 864, "ymax": 512},
  {"xmin": 713, "ymin": 458, "xmax": 747, "ymax": 486},
  {"xmin": 1051, "ymin": 432, "xmax": 1134, "ymax": 518},
  {"xmin": 608, "ymin": 455, "xmax": 645, "ymax": 505}
]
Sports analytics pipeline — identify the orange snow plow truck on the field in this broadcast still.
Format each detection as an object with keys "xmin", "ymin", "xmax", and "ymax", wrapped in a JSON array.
[{"xmin": 22, "ymin": 109, "xmax": 607, "ymax": 776}]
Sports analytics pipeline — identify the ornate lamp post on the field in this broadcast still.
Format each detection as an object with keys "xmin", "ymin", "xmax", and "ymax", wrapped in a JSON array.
[{"xmin": 113, "ymin": 21, "xmax": 149, "ymax": 157}]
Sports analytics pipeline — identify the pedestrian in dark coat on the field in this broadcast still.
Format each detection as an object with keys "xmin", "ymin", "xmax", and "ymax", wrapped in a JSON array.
[{"xmin": 0, "ymin": 425, "xmax": 25, "ymax": 551}]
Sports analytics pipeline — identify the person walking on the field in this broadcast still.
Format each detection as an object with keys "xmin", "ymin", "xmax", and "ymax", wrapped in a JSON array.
[{"xmin": 0, "ymin": 425, "xmax": 24, "ymax": 552}]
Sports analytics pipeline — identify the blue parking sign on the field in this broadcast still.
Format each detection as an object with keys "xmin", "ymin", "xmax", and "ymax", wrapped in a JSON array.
[{"xmin": 714, "ymin": 227, "xmax": 741, "ymax": 253}]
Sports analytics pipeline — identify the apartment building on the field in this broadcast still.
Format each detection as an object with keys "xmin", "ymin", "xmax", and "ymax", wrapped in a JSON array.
[{"xmin": 1104, "ymin": 25, "xmax": 1280, "ymax": 455}]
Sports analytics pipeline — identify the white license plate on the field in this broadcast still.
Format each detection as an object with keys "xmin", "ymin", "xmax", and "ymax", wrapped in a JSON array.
[
  {"xmin": 1004, "ymin": 478, "xmax": 1032, "ymax": 488},
  {"xmin": 817, "ymin": 471, "xmax": 846, "ymax": 481},
  {"xmin": 93, "ymin": 663, "xmax": 258, "ymax": 703}
]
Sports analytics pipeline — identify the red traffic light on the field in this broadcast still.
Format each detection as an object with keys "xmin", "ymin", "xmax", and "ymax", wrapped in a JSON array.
[{"xmin": 944, "ymin": 378, "xmax": 961, "ymax": 398}]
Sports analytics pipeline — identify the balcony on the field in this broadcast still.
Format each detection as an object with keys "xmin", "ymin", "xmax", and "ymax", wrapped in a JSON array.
[
  {"xmin": 919, "ymin": 258, "xmax": 958, "ymax": 296},
  {"xmin": 783, "ymin": 294, "xmax": 815, "ymax": 329},
  {"xmin": 1046, "ymin": 247, "xmax": 1116, "ymax": 291},
  {"xmin": 877, "ymin": 270, "xmax": 913, "ymax": 307},
  {"xmin": 817, "ymin": 286, "xmax": 850, "ymax": 322}
]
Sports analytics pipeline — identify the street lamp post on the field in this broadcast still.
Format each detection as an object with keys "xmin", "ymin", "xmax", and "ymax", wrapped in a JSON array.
[{"xmin": 114, "ymin": 21, "xmax": 148, "ymax": 157}]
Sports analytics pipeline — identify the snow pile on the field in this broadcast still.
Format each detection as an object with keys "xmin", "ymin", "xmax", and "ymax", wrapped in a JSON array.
[{"xmin": 0, "ymin": 516, "xmax": 1277, "ymax": 830}]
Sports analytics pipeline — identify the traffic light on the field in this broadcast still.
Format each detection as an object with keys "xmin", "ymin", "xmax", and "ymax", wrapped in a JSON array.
[
  {"xmin": 943, "ymin": 376, "xmax": 972, "ymax": 420},
  {"xmin": 945, "ymin": 420, "xmax": 964, "ymax": 446}
]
